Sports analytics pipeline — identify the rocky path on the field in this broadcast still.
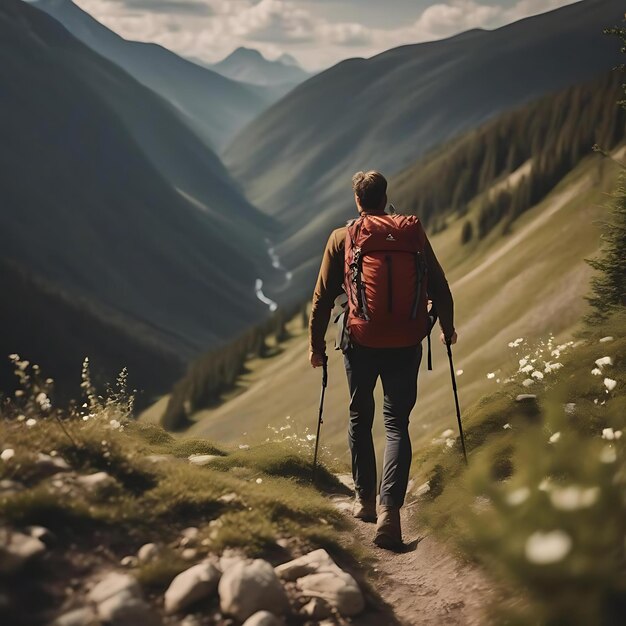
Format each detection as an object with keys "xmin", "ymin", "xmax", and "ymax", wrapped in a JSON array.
[{"xmin": 332, "ymin": 485, "xmax": 495, "ymax": 626}]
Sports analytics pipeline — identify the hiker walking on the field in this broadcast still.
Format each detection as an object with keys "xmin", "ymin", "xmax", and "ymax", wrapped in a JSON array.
[{"xmin": 308, "ymin": 171, "xmax": 457, "ymax": 551}]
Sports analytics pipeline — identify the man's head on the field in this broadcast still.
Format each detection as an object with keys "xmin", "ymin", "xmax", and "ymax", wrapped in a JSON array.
[{"xmin": 352, "ymin": 170, "xmax": 387, "ymax": 213}]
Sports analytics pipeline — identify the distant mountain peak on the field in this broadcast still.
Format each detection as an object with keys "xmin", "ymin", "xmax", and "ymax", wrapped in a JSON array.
[
  {"xmin": 277, "ymin": 52, "xmax": 300, "ymax": 68},
  {"xmin": 222, "ymin": 47, "xmax": 267, "ymax": 63}
]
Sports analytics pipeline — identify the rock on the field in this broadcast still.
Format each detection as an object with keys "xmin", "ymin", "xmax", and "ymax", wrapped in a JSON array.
[
  {"xmin": 26, "ymin": 525, "xmax": 56, "ymax": 546},
  {"xmin": 0, "ymin": 528, "xmax": 46, "ymax": 574},
  {"xmin": 180, "ymin": 527, "xmax": 200, "ymax": 546},
  {"xmin": 218, "ymin": 492, "xmax": 239, "ymax": 504},
  {"xmin": 51, "ymin": 606, "xmax": 98, "ymax": 626},
  {"xmin": 146, "ymin": 454, "xmax": 171, "ymax": 464},
  {"xmin": 301, "ymin": 597, "xmax": 332, "ymax": 619},
  {"xmin": 0, "ymin": 479, "xmax": 24, "ymax": 497},
  {"xmin": 182, "ymin": 548, "xmax": 198, "ymax": 561},
  {"xmin": 275, "ymin": 538, "xmax": 289, "ymax": 549},
  {"xmin": 35, "ymin": 453, "xmax": 71, "ymax": 476},
  {"xmin": 242, "ymin": 610, "xmax": 283, "ymax": 626},
  {"xmin": 137, "ymin": 542, "xmax": 160, "ymax": 563},
  {"xmin": 219, "ymin": 551, "xmax": 248, "ymax": 573},
  {"xmin": 76, "ymin": 472, "xmax": 115, "ymax": 490},
  {"xmin": 219, "ymin": 559, "xmax": 289, "ymax": 621},
  {"xmin": 275, "ymin": 549, "xmax": 342, "ymax": 582},
  {"xmin": 335, "ymin": 474, "xmax": 354, "ymax": 490},
  {"xmin": 98, "ymin": 594, "xmax": 161, "ymax": 626},
  {"xmin": 121, "ymin": 556, "xmax": 138, "ymax": 568},
  {"xmin": 180, "ymin": 616, "xmax": 203, "ymax": 626},
  {"xmin": 164, "ymin": 561, "xmax": 221, "ymax": 614},
  {"xmin": 188, "ymin": 454, "xmax": 219, "ymax": 466},
  {"xmin": 88, "ymin": 572, "xmax": 141, "ymax": 605},
  {"xmin": 516, "ymin": 394, "xmax": 537, "ymax": 402},
  {"xmin": 297, "ymin": 571, "xmax": 364, "ymax": 617}
]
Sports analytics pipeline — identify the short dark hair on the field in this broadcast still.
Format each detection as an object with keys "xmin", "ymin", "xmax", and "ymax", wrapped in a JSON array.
[{"xmin": 352, "ymin": 170, "xmax": 387, "ymax": 211}]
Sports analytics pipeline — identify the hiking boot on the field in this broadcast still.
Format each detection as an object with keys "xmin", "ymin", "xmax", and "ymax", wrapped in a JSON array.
[
  {"xmin": 353, "ymin": 496, "xmax": 377, "ymax": 522},
  {"xmin": 374, "ymin": 505, "xmax": 403, "ymax": 551}
]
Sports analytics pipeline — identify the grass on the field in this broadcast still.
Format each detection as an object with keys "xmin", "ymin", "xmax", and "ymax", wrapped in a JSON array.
[
  {"xmin": 409, "ymin": 311, "xmax": 626, "ymax": 624},
  {"xmin": 152, "ymin": 149, "xmax": 624, "ymax": 470}
]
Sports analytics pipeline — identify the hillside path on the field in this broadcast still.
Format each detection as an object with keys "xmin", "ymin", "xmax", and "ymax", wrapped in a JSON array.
[{"xmin": 332, "ymin": 485, "xmax": 495, "ymax": 625}]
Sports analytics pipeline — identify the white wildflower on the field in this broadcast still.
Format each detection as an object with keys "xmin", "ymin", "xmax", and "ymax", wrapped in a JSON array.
[
  {"xmin": 538, "ymin": 478, "xmax": 553, "ymax": 492},
  {"xmin": 17, "ymin": 360, "xmax": 29, "ymax": 371},
  {"xmin": 16, "ymin": 414, "xmax": 25, "ymax": 422},
  {"xmin": 441, "ymin": 429, "xmax": 454, "ymax": 438},
  {"xmin": 35, "ymin": 393, "xmax": 51, "ymax": 410},
  {"xmin": 445, "ymin": 438, "xmax": 455, "ymax": 448},
  {"xmin": 591, "ymin": 368, "xmax": 602, "ymax": 376},
  {"xmin": 506, "ymin": 487, "xmax": 530, "ymax": 506},
  {"xmin": 487, "ymin": 372, "xmax": 495, "ymax": 379},
  {"xmin": 599, "ymin": 336, "xmax": 614, "ymax": 343},
  {"xmin": 25, "ymin": 418, "xmax": 37, "ymax": 428},
  {"xmin": 496, "ymin": 378, "xmax": 501, "ymax": 383},
  {"xmin": 503, "ymin": 423, "xmax": 512, "ymax": 429},
  {"xmin": 519, "ymin": 358, "xmax": 529, "ymax": 368},
  {"xmin": 602, "ymin": 428, "xmax": 616, "ymax": 440},
  {"xmin": 238, "ymin": 444, "xmax": 250, "ymax": 450},
  {"xmin": 456, "ymin": 369, "xmax": 464, "ymax": 376},
  {"xmin": 551, "ymin": 349, "xmax": 561, "ymax": 358},
  {"xmin": 525, "ymin": 530, "xmax": 572, "ymax": 565},
  {"xmin": 522, "ymin": 378, "xmax": 535, "ymax": 387},
  {"xmin": 532, "ymin": 371, "xmax": 544, "ymax": 380},
  {"xmin": 1, "ymin": 449, "xmax": 15, "ymax": 462},
  {"xmin": 595, "ymin": 356, "xmax": 613, "ymax": 368},
  {"xmin": 550, "ymin": 486, "xmax": 599, "ymax": 511},
  {"xmin": 564, "ymin": 403, "xmax": 576, "ymax": 415},
  {"xmin": 549, "ymin": 432, "xmax": 561, "ymax": 444},
  {"xmin": 600, "ymin": 446, "xmax": 617, "ymax": 464},
  {"xmin": 520, "ymin": 364, "xmax": 534, "ymax": 373},
  {"xmin": 604, "ymin": 378, "xmax": 617, "ymax": 392},
  {"xmin": 545, "ymin": 362, "xmax": 563, "ymax": 373},
  {"xmin": 109, "ymin": 419, "xmax": 121, "ymax": 430},
  {"xmin": 255, "ymin": 478, "xmax": 263, "ymax": 484},
  {"xmin": 306, "ymin": 434, "xmax": 316, "ymax": 441}
]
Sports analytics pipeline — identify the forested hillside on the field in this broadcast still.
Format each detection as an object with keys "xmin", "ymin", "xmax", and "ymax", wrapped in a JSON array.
[{"xmin": 391, "ymin": 71, "xmax": 626, "ymax": 238}]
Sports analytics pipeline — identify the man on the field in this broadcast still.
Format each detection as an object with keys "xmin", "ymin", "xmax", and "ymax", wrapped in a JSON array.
[{"xmin": 308, "ymin": 170, "xmax": 456, "ymax": 551}]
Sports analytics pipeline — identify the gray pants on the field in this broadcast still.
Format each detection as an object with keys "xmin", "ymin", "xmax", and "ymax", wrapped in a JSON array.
[{"xmin": 344, "ymin": 342, "xmax": 422, "ymax": 508}]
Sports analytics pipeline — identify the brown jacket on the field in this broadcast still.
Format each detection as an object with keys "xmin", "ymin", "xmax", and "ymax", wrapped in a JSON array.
[{"xmin": 309, "ymin": 223, "xmax": 455, "ymax": 355}]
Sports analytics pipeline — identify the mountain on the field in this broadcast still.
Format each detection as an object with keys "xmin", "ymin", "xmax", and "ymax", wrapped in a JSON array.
[
  {"xmin": 32, "ymin": 0, "xmax": 275, "ymax": 150},
  {"xmin": 0, "ymin": 0, "xmax": 274, "ymax": 397},
  {"xmin": 224, "ymin": 0, "xmax": 624, "ymax": 301},
  {"xmin": 210, "ymin": 47, "xmax": 310, "ymax": 88}
]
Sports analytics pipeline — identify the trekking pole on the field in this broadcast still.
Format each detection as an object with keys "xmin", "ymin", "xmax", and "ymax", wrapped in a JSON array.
[
  {"xmin": 445, "ymin": 339, "xmax": 468, "ymax": 466},
  {"xmin": 312, "ymin": 356, "xmax": 328, "ymax": 483}
]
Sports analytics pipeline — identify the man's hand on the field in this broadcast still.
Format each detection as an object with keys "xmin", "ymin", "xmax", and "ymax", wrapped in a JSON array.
[
  {"xmin": 440, "ymin": 330, "xmax": 458, "ymax": 346},
  {"xmin": 309, "ymin": 351, "xmax": 326, "ymax": 368}
]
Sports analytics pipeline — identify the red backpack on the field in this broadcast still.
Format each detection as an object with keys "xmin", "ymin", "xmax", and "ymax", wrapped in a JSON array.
[{"xmin": 343, "ymin": 213, "xmax": 431, "ymax": 351}]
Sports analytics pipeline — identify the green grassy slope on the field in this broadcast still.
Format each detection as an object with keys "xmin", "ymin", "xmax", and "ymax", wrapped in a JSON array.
[
  {"xmin": 170, "ymin": 150, "xmax": 623, "ymax": 466},
  {"xmin": 224, "ymin": 0, "xmax": 624, "ymax": 302}
]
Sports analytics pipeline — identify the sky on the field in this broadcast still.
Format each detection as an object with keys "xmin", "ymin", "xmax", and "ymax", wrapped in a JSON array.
[{"xmin": 72, "ymin": 0, "xmax": 579, "ymax": 70}]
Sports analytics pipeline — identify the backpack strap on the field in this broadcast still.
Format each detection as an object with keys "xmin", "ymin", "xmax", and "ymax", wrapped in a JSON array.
[{"xmin": 426, "ymin": 306, "xmax": 438, "ymax": 371}]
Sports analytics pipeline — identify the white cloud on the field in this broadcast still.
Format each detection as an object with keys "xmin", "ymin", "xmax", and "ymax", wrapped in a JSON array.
[{"xmin": 73, "ymin": 0, "xmax": 577, "ymax": 71}]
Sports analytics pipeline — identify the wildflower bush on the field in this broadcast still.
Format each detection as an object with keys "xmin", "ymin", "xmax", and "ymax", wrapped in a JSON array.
[{"xmin": 413, "ymin": 312, "xmax": 626, "ymax": 625}]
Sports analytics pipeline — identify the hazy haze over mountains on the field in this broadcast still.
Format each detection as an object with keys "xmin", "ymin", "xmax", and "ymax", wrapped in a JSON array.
[
  {"xmin": 224, "ymin": 0, "xmax": 624, "ymax": 302},
  {"xmin": 1, "ymin": 0, "xmax": 275, "ymax": 396},
  {"xmin": 32, "ymin": 0, "xmax": 280, "ymax": 150}
]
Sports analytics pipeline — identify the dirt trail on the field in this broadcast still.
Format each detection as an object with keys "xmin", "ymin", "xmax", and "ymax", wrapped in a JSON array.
[{"xmin": 332, "ymin": 487, "xmax": 495, "ymax": 625}]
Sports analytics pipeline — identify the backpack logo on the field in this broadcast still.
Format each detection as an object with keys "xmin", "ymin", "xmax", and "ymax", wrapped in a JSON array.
[{"xmin": 386, "ymin": 234, "xmax": 396, "ymax": 241}]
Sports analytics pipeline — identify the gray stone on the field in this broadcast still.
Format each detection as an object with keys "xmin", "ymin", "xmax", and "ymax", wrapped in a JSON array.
[
  {"xmin": 34, "ymin": 453, "xmax": 71, "ymax": 478},
  {"xmin": 297, "ymin": 571, "xmax": 364, "ymax": 617},
  {"xmin": 164, "ymin": 561, "xmax": 221, "ymax": 614},
  {"xmin": 26, "ymin": 525, "xmax": 56, "ymax": 546},
  {"xmin": 146, "ymin": 454, "xmax": 171, "ymax": 464},
  {"xmin": 88, "ymin": 572, "xmax": 140, "ymax": 605},
  {"xmin": 219, "ymin": 559, "xmax": 289, "ymax": 621},
  {"xmin": 516, "ymin": 394, "xmax": 537, "ymax": 402},
  {"xmin": 76, "ymin": 471, "xmax": 115, "ymax": 490},
  {"xmin": 97, "ymin": 594, "xmax": 161, "ymax": 626},
  {"xmin": 301, "ymin": 597, "xmax": 332, "ymax": 619},
  {"xmin": 275, "ymin": 549, "xmax": 342, "ymax": 581},
  {"xmin": 137, "ymin": 542, "xmax": 160, "ymax": 563},
  {"xmin": 51, "ymin": 606, "xmax": 98, "ymax": 626},
  {"xmin": 188, "ymin": 454, "xmax": 219, "ymax": 466},
  {"xmin": 242, "ymin": 611, "xmax": 283, "ymax": 626},
  {"xmin": 0, "ymin": 479, "xmax": 23, "ymax": 496},
  {"xmin": 0, "ymin": 528, "xmax": 46, "ymax": 574}
]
